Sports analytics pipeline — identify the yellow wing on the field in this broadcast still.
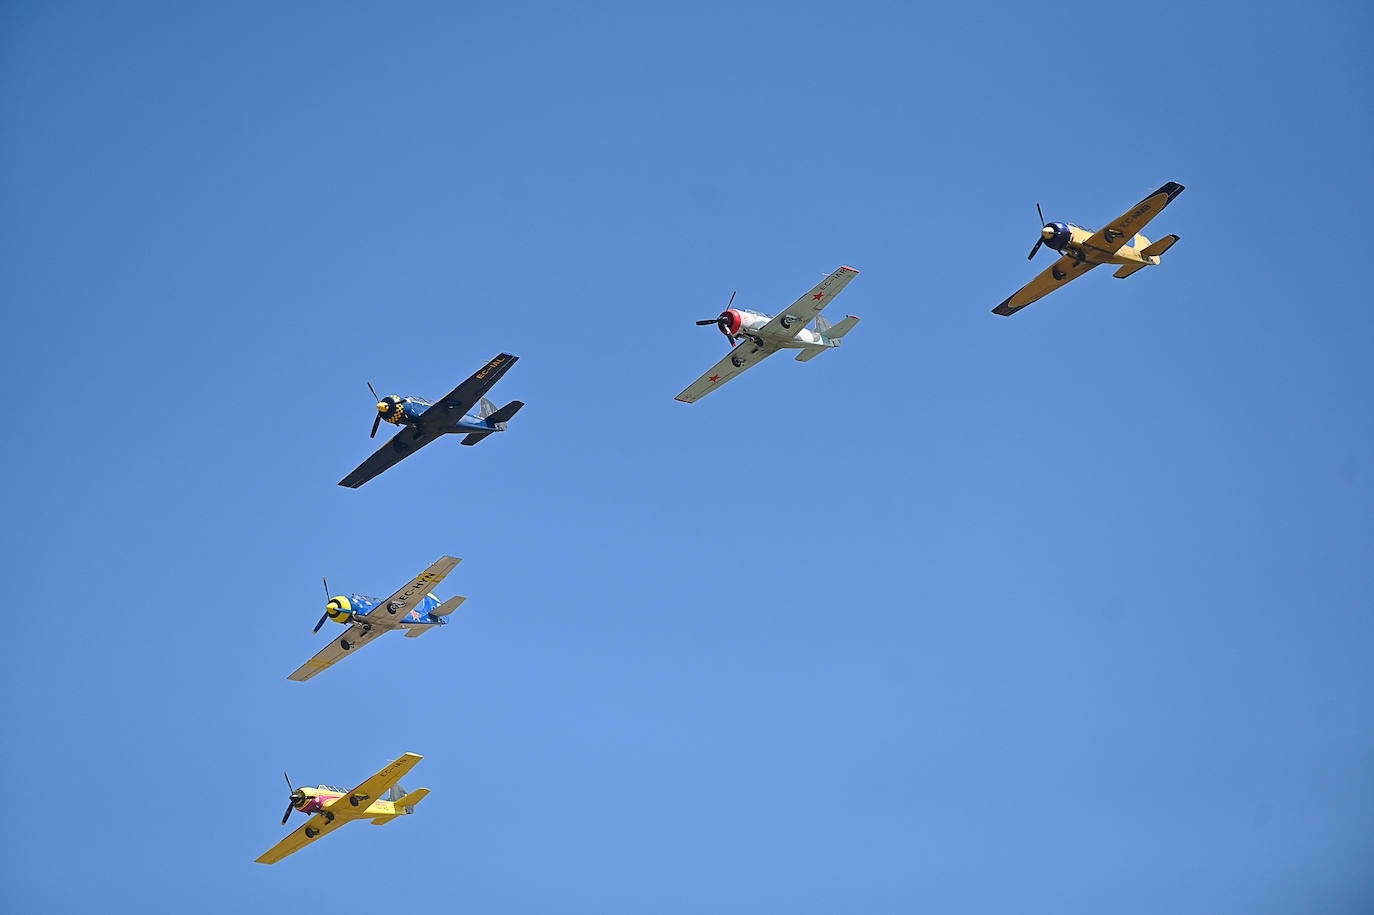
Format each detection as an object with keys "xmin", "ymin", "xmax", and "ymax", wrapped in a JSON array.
[
  {"xmin": 991, "ymin": 255, "xmax": 1097, "ymax": 316},
  {"xmin": 341, "ymin": 753, "xmax": 424, "ymax": 809},
  {"xmin": 254, "ymin": 812, "xmax": 347, "ymax": 865},
  {"xmin": 1080, "ymin": 181, "xmax": 1185, "ymax": 260}
]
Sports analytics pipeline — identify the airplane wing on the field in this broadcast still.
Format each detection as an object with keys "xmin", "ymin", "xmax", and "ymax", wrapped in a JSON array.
[
  {"xmin": 255, "ymin": 811, "xmax": 347, "ymax": 864},
  {"xmin": 991, "ymin": 255, "xmax": 1097, "ymax": 316},
  {"xmin": 287, "ymin": 619, "xmax": 390, "ymax": 681},
  {"xmin": 1081, "ymin": 181, "xmax": 1185, "ymax": 259},
  {"xmin": 370, "ymin": 556, "xmax": 461, "ymax": 621},
  {"xmin": 338, "ymin": 425, "xmax": 444, "ymax": 489},
  {"xmin": 674, "ymin": 341, "xmax": 780, "ymax": 404},
  {"xmin": 343, "ymin": 753, "xmax": 424, "ymax": 810},
  {"xmin": 286, "ymin": 557, "xmax": 460, "ymax": 681},
  {"xmin": 418, "ymin": 353, "xmax": 519, "ymax": 427},
  {"xmin": 755, "ymin": 266, "xmax": 860, "ymax": 341}
]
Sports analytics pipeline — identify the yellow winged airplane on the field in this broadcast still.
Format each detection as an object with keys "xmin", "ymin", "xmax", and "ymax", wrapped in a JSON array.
[
  {"xmin": 992, "ymin": 181, "xmax": 1185, "ymax": 316},
  {"xmin": 256, "ymin": 753, "xmax": 429, "ymax": 864}
]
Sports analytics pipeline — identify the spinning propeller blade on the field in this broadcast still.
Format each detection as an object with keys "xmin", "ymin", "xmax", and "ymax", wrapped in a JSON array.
[
  {"xmin": 313, "ymin": 578, "xmax": 331, "ymax": 633},
  {"xmin": 1028, "ymin": 202, "xmax": 1047, "ymax": 260},
  {"xmin": 282, "ymin": 771, "xmax": 297, "ymax": 825},
  {"xmin": 695, "ymin": 319, "xmax": 717, "ymax": 326},
  {"xmin": 367, "ymin": 383, "xmax": 385, "ymax": 437}
]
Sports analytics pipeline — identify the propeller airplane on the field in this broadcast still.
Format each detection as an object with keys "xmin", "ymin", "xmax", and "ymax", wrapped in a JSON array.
[
  {"xmin": 675, "ymin": 266, "xmax": 861, "ymax": 403},
  {"xmin": 288, "ymin": 556, "xmax": 466, "ymax": 682},
  {"xmin": 339, "ymin": 352, "xmax": 524, "ymax": 488},
  {"xmin": 992, "ymin": 181, "xmax": 1186, "ymax": 317},
  {"xmin": 256, "ymin": 753, "xmax": 429, "ymax": 864}
]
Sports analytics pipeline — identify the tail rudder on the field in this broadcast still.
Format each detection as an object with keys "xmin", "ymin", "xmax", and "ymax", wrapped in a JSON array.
[{"xmin": 477, "ymin": 397, "xmax": 498, "ymax": 419}]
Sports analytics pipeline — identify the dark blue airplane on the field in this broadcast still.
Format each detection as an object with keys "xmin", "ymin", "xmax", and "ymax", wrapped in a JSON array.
[{"xmin": 338, "ymin": 353, "xmax": 523, "ymax": 488}]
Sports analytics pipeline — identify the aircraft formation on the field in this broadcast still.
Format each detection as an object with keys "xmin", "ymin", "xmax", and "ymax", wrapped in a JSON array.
[{"xmin": 259, "ymin": 180, "xmax": 1186, "ymax": 863}]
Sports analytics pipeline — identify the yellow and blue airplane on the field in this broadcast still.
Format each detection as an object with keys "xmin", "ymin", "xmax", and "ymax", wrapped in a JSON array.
[
  {"xmin": 992, "ymin": 181, "xmax": 1185, "ymax": 316},
  {"xmin": 257, "ymin": 753, "xmax": 429, "ymax": 864},
  {"xmin": 288, "ymin": 556, "xmax": 465, "ymax": 681},
  {"xmin": 339, "ymin": 352, "xmax": 524, "ymax": 488}
]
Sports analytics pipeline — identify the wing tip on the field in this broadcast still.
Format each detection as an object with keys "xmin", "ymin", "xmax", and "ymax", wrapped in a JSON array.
[
  {"xmin": 1150, "ymin": 181, "xmax": 1185, "ymax": 203},
  {"xmin": 991, "ymin": 298, "xmax": 1021, "ymax": 317},
  {"xmin": 673, "ymin": 395, "xmax": 694, "ymax": 404},
  {"xmin": 839, "ymin": 265, "xmax": 860, "ymax": 273}
]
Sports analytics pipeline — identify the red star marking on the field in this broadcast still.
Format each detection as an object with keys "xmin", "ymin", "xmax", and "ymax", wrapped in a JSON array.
[
  {"xmin": 708, "ymin": 374, "xmax": 721, "ymax": 383},
  {"xmin": 812, "ymin": 292, "xmax": 825, "ymax": 301}
]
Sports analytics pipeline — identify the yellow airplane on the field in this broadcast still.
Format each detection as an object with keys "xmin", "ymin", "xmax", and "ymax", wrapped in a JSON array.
[
  {"xmin": 256, "ymin": 753, "xmax": 429, "ymax": 864},
  {"xmin": 992, "ymin": 181, "xmax": 1185, "ymax": 316}
]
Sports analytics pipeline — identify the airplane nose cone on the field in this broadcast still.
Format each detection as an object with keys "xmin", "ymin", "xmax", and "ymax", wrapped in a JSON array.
[
  {"xmin": 376, "ymin": 402, "xmax": 388, "ymax": 413},
  {"xmin": 1041, "ymin": 225, "xmax": 1056, "ymax": 240}
]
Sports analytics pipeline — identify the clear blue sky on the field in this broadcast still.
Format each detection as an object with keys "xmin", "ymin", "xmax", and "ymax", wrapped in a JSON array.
[{"xmin": 3, "ymin": 1, "xmax": 1371, "ymax": 911}]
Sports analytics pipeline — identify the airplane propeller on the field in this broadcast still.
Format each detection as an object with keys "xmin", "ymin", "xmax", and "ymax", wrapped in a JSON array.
[
  {"xmin": 313, "ymin": 577, "xmax": 331, "ymax": 634},
  {"xmin": 1027, "ymin": 203, "xmax": 1048, "ymax": 260},
  {"xmin": 694, "ymin": 291, "xmax": 739, "ymax": 347},
  {"xmin": 367, "ymin": 382, "xmax": 382, "ymax": 438},
  {"xmin": 282, "ymin": 771, "xmax": 303, "ymax": 825}
]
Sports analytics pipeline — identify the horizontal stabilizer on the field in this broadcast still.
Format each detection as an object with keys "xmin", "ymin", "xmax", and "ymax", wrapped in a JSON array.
[
  {"xmin": 823, "ymin": 315, "xmax": 859, "ymax": 340},
  {"xmin": 461, "ymin": 431, "xmax": 493, "ymax": 446},
  {"xmin": 1113, "ymin": 263, "xmax": 1147, "ymax": 279},
  {"xmin": 396, "ymin": 788, "xmax": 429, "ymax": 810},
  {"xmin": 486, "ymin": 400, "xmax": 524, "ymax": 424},
  {"xmin": 432, "ymin": 595, "xmax": 466, "ymax": 617},
  {"xmin": 1141, "ymin": 233, "xmax": 1179, "ymax": 258},
  {"xmin": 794, "ymin": 346, "xmax": 827, "ymax": 362}
]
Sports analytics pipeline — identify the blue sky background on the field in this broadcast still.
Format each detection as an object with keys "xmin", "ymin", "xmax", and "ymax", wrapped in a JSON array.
[{"xmin": 3, "ymin": 1, "xmax": 1371, "ymax": 911}]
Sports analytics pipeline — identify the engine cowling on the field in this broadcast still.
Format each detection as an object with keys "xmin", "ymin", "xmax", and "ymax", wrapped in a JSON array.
[
  {"xmin": 325, "ymin": 595, "xmax": 353, "ymax": 625},
  {"xmin": 376, "ymin": 395, "xmax": 406, "ymax": 425},
  {"xmin": 1040, "ymin": 222, "xmax": 1072, "ymax": 252},
  {"xmin": 716, "ymin": 309, "xmax": 743, "ymax": 337}
]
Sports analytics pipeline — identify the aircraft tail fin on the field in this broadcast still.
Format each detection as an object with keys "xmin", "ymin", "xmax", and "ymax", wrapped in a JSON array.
[
  {"xmin": 462, "ymin": 400, "xmax": 522, "ymax": 445},
  {"xmin": 404, "ymin": 595, "xmax": 464, "ymax": 637},
  {"xmin": 1140, "ymin": 233, "xmax": 1179, "ymax": 258},
  {"xmin": 1113, "ymin": 263, "xmax": 1148, "ymax": 279},
  {"xmin": 813, "ymin": 315, "xmax": 832, "ymax": 334},
  {"xmin": 371, "ymin": 787, "xmax": 430, "ymax": 824},
  {"xmin": 477, "ymin": 397, "xmax": 498, "ymax": 419}
]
